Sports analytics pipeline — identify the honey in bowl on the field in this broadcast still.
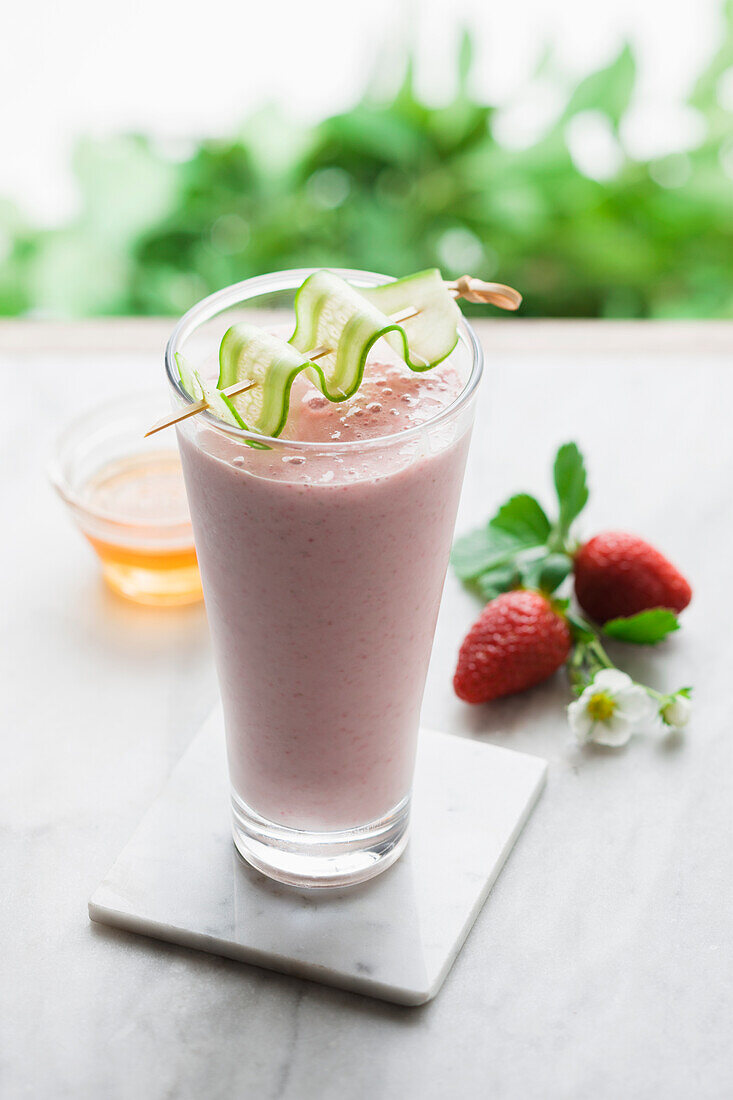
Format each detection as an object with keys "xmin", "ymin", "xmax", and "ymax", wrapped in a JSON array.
[
  {"xmin": 80, "ymin": 451, "xmax": 201, "ymax": 605},
  {"xmin": 50, "ymin": 392, "xmax": 203, "ymax": 607}
]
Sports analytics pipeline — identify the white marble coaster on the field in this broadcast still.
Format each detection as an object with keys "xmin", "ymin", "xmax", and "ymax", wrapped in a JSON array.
[{"xmin": 89, "ymin": 711, "xmax": 546, "ymax": 1005}]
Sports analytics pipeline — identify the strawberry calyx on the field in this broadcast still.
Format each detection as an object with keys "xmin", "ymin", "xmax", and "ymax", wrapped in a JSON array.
[
  {"xmin": 452, "ymin": 443, "xmax": 687, "ymax": 641},
  {"xmin": 451, "ymin": 442, "xmax": 694, "ymax": 734}
]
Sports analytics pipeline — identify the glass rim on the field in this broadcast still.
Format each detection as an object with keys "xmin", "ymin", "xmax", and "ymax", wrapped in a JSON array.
[
  {"xmin": 48, "ymin": 388, "xmax": 193, "ymax": 535},
  {"xmin": 164, "ymin": 267, "xmax": 484, "ymax": 453}
]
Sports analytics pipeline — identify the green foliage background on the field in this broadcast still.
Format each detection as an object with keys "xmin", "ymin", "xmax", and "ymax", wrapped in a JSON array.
[{"xmin": 2, "ymin": 7, "xmax": 733, "ymax": 319}]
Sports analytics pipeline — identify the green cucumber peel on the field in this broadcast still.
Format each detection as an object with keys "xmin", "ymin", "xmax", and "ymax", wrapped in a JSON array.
[
  {"xmin": 218, "ymin": 324, "xmax": 312, "ymax": 437},
  {"xmin": 196, "ymin": 373, "xmax": 244, "ymax": 429},
  {"xmin": 176, "ymin": 351, "xmax": 245, "ymax": 429},
  {"xmin": 203, "ymin": 268, "xmax": 461, "ymax": 438},
  {"xmin": 290, "ymin": 269, "xmax": 460, "ymax": 402},
  {"xmin": 176, "ymin": 351, "xmax": 202, "ymax": 400},
  {"xmin": 361, "ymin": 268, "xmax": 460, "ymax": 370}
]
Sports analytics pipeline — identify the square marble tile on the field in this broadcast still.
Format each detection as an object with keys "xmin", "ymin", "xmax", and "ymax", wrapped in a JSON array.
[{"xmin": 89, "ymin": 711, "xmax": 546, "ymax": 1005}]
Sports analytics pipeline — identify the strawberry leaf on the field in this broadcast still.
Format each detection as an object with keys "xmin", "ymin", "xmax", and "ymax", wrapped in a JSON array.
[
  {"xmin": 553, "ymin": 442, "xmax": 588, "ymax": 538},
  {"xmin": 567, "ymin": 613, "xmax": 597, "ymax": 644},
  {"xmin": 452, "ymin": 494, "xmax": 551, "ymax": 581},
  {"xmin": 491, "ymin": 494, "xmax": 551, "ymax": 544},
  {"xmin": 475, "ymin": 563, "xmax": 520, "ymax": 601},
  {"xmin": 602, "ymin": 609, "xmax": 680, "ymax": 645},
  {"xmin": 531, "ymin": 552, "xmax": 573, "ymax": 593},
  {"xmin": 451, "ymin": 525, "xmax": 525, "ymax": 580},
  {"xmin": 510, "ymin": 544, "xmax": 572, "ymax": 594}
]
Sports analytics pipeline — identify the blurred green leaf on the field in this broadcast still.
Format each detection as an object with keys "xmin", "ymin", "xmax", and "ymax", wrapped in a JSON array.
[
  {"xmin": 554, "ymin": 443, "xmax": 589, "ymax": 536},
  {"xmin": 603, "ymin": 610, "xmax": 680, "ymax": 645},
  {"xmin": 475, "ymin": 563, "xmax": 521, "ymax": 601},
  {"xmin": 561, "ymin": 45, "xmax": 636, "ymax": 128},
  {"xmin": 491, "ymin": 494, "xmax": 551, "ymax": 544},
  {"xmin": 2, "ymin": 12, "xmax": 733, "ymax": 319}
]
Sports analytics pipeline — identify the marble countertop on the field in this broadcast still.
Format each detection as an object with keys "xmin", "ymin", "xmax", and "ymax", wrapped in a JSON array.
[{"xmin": 2, "ymin": 321, "xmax": 730, "ymax": 1099}]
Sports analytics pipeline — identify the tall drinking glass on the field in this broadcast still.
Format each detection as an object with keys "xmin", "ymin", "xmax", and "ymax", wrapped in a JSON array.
[{"xmin": 166, "ymin": 269, "xmax": 482, "ymax": 887}]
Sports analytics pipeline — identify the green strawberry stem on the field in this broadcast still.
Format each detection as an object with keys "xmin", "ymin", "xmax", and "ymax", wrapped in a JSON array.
[
  {"xmin": 567, "ymin": 630, "xmax": 614, "ymax": 695},
  {"xmin": 547, "ymin": 527, "xmax": 576, "ymax": 556},
  {"xmin": 566, "ymin": 612, "xmax": 691, "ymax": 722},
  {"xmin": 451, "ymin": 442, "xmax": 588, "ymax": 596},
  {"xmin": 451, "ymin": 441, "xmax": 693, "ymax": 732}
]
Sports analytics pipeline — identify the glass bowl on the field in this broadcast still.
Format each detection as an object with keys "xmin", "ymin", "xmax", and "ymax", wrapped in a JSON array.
[{"xmin": 49, "ymin": 390, "xmax": 202, "ymax": 606}]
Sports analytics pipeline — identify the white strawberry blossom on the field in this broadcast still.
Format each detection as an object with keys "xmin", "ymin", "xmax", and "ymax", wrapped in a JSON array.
[
  {"xmin": 661, "ymin": 693, "xmax": 692, "ymax": 729},
  {"xmin": 568, "ymin": 669, "xmax": 657, "ymax": 747}
]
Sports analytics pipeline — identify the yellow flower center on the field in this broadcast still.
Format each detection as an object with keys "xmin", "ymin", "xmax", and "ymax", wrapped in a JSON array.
[{"xmin": 587, "ymin": 691, "xmax": 616, "ymax": 722}]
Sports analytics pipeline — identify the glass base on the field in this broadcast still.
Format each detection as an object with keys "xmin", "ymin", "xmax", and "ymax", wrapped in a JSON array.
[{"xmin": 231, "ymin": 790, "xmax": 410, "ymax": 888}]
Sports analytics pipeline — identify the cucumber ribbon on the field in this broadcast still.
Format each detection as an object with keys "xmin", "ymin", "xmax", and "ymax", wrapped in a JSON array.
[
  {"xmin": 178, "ymin": 268, "xmax": 460, "ymax": 438},
  {"xmin": 175, "ymin": 352, "xmax": 243, "ymax": 428}
]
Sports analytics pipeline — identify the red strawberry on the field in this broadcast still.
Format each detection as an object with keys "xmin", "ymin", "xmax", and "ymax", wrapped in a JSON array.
[
  {"xmin": 574, "ymin": 531, "xmax": 692, "ymax": 624},
  {"xmin": 454, "ymin": 590, "xmax": 571, "ymax": 704}
]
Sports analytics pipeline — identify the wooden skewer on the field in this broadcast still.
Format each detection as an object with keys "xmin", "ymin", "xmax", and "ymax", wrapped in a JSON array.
[
  {"xmin": 145, "ymin": 379, "xmax": 257, "ymax": 438},
  {"xmin": 145, "ymin": 275, "xmax": 521, "ymax": 437},
  {"xmin": 452, "ymin": 276, "xmax": 521, "ymax": 310}
]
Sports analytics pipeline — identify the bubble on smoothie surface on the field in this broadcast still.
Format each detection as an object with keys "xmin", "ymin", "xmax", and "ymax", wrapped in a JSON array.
[
  {"xmin": 278, "ymin": 347, "xmax": 463, "ymax": 445},
  {"xmin": 303, "ymin": 392, "xmax": 329, "ymax": 411}
]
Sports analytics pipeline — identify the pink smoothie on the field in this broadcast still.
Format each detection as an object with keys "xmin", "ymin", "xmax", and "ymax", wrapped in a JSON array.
[{"xmin": 177, "ymin": 349, "xmax": 472, "ymax": 831}]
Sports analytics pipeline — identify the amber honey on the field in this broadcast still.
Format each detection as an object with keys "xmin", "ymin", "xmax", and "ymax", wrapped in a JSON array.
[
  {"xmin": 78, "ymin": 451, "xmax": 202, "ymax": 606},
  {"xmin": 84, "ymin": 533, "xmax": 201, "ymax": 605}
]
